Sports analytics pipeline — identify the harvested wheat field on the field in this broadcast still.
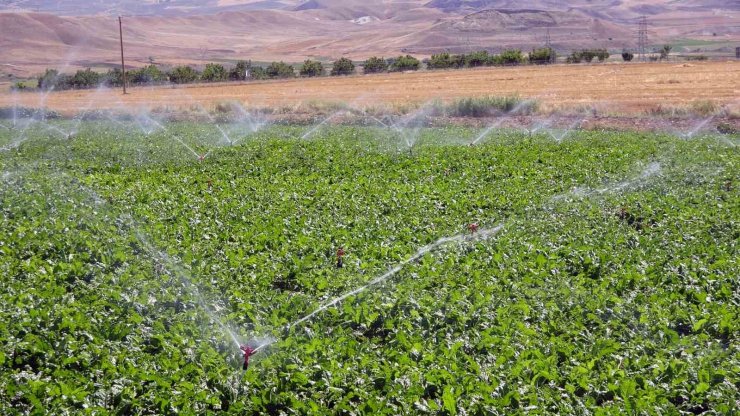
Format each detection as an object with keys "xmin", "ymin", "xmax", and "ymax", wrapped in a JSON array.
[{"xmin": 2, "ymin": 61, "xmax": 739, "ymax": 115}]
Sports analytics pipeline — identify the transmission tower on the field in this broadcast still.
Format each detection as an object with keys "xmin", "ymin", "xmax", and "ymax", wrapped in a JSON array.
[
  {"xmin": 544, "ymin": 28, "xmax": 556, "ymax": 63},
  {"xmin": 637, "ymin": 16, "xmax": 648, "ymax": 62}
]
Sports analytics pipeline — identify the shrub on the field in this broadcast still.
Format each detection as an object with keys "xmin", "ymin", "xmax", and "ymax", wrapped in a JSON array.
[
  {"xmin": 11, "ymin": 82, "xmax": 28, "ymax": 91},
  {"xmin": 450, "ymin": 54, "xmax": 467, "ymax": 68},
  {"xmin": 130, "ymin": 65, "xmax": 166, "ymax": 85},
  {"xmin": 330, "ymin": 58, "xmax": 355, "ymax": 76},
  {"xmin": 265, "ymin": 61, "xmax": 295, "ymax": 79},
  {"xmin": 428, "ymin": 53, "xmax": 455, "ymax": 69},
  {"xmin": 622, "ymin": 51, "xmax": 634, "ymax": 62},
  {"xmin": 300, "ymin": 59, "xmax": 324, "ymax": 77},
  {"xmin": 493, "ymin": 49, "xmax": 525, "ymax": 66},
  {"xmin": 229, "ymin": 61, "xmax": 251, "ymax": 81},
  {"xmin": 201, "ymin": 63, "xmax": 228, "ymax": 82},
  {"xmin": 465, "ymin": 50, "xmax": 491, "ymax": 67},
  {"xmin": 363, "ymin": 57, "xmax": 388, "ymax": 74},
  {"xmin": 716, "ymin": 122, "xmax": 738, "ymax": 135},
  {"xmin": 687, "ymin": 55, "xmax": 708, "ymax": 61},
  {"xmin": 691, "ymin": 100, "xmax": 718, "ymax": 116},
  {"xmin": 389, "ymin": 55, "xmax": 420, "ymax": 72},
  {"xmin": 169, "ymin": 66, "xmax": 200, "ymax": 84},
  {"xmin": 446, "ymin": 96, "xmax": 537, "ymax": 117},
  {"xmin": 38, "ymin": 69, "xmax": 60, "ymax": 91},
  {"xmin": 660, "ymin": 45, "xmax": 672, "ymax": 60},
  {"xmin": 70, "ymin": 68, "xmax": 100, "ymax": 89},
  {"xmin": 102, "ymin": 68, "xmax": 123, "ymax": 87},
  {"xmin": 529, "ymin": 48, "xmax": 556, "ymax": 65},
  {"xmin": 249, "ymin": 66, "xmax": 268, "ymax": 80},
  {"xmin": 594, "ymin": 49, "xmax": 610, "ymax": 62}
]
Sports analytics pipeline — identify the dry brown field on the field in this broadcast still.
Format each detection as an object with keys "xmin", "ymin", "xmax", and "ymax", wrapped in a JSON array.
[{"xmin": 1, "ymin": 61, "xmax": 738, "ymax": 116}]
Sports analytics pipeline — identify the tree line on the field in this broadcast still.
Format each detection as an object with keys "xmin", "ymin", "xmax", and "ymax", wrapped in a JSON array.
[{"xmin": 26, "ymin": 46, "xmax": 633, "ymax": 91}]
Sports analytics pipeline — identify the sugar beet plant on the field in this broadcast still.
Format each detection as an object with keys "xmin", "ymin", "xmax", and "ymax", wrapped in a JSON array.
[{"xmin": 0, "ymin": 122, "xmax": 738, "ymax": 414}]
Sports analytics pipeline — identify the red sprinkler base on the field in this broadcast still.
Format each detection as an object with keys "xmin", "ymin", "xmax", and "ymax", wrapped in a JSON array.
[
  {"xmin": 468, "ymin": 223, "xmax": 479, "ymax": 234},
  {"xmin": 336, "ymin": 247, "xmax": 345, "ymax": 268},
  {"xmin": 240, "ymin": 345, "xmax": 257, "ymax": 370},
  {"xmin": 198, "ymin": 155, "xmax": 205, "ymax": 162}
]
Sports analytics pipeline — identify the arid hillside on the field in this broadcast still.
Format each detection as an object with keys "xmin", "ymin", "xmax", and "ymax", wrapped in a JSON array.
[{"xmin": 0, "ymin": 0, "xmax": 737, "ymax": 77}]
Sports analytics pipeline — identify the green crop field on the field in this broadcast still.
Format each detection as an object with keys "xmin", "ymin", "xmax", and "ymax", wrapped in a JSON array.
[{"xmin": 0, "ymin": 121, "xmax": 738, "ymax": 414}]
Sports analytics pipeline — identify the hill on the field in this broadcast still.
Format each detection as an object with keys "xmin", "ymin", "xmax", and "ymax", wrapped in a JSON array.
[{"xmin": 0, "ymin": 0, "xmax": 737, "ymax": 77}]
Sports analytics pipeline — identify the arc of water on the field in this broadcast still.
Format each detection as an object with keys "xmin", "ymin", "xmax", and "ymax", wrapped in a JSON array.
[
  {"xmin": 301, "ymin": 110, "xmax": 346, "ymax": 140},
  {"xmin": 252, "ymin": 223, "xmax": 505, "ymax": 353}
]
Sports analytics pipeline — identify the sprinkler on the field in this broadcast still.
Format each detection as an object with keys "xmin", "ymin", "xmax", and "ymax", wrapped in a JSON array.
[
  {"xmin": 336, "ymin": 247, "xmax": 345, "ymax": 268},
  {"xmin": 198, "ymin": 154, "xmax": 205, "ymax": 162},
  {"xmin": 468, "ymin": 223, "xmax": 479, "ymax": 234},
  {"xmin": 240, "ymin": 344, "xmax": 258, "ymax": 370}
]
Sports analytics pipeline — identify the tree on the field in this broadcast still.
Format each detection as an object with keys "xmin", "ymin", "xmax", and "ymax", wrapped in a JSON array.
[
  {"xmin": 621, "ymin": 51, "xmax": 634, "ymax": 62},
  {"xmin": 250, "ymin": 66, "xmax": 267, "ymax": 80},
  {"xmin": 201, "ymin": 63, "xmax": 228, "ymax": 82},
  {"xmin": 265, "ymin": 61, "xmax": 295, "ymax": 79},
  {"xmin": 102, "ymin": 68, "xmax": 123, "ymax": 87},
  {"xmin": 130, "ymin": 64, "xmax": 165, "ymax": 85},
  {"xmin": 529, "ymin": 48, "xmax": 556, "ymax": 65},
  {"xmin": 389, "ymin": 55, "xmax": 420, "ymax": 72},
  {"xmin": 299, "ymin": 60, "xmax": 324, "ymax": 77},
  {"xmin": 594, "ymin": 49, "xmax": 610, "ymax": 62},
  {"xmin": 363, "ymin": 57, "xmax": 388, "ymax": 74},
  {"xmin": 330, "ymin": 58, "xmax": 355, "ymax": 76},
  {"xmin": 494, "ymin": 49, "xmax": 525, "ymax": 66},
  {"xmin": 70, "ymin": 68, "xmax": 100, "ymax": 89},
  {"xmin": 229, "ymin": 60, "xmax": 251, "ymax": 81},
  {"xmin": 465, "ymin": 50, "xmax": 491, "ymax": 67},
  {"xmin": 169, "ymin": 66, "xmax": 200, "ymax": 84},
  {"xmin": 38, "ymin": 69, "xmax": 60, "ymax": 91},
  {"xmin": 450, "ymin": 54, "xmax": 467, "ymax": 69},
  {"xmin": 428, "ymin": 53, "xmax": 454, "ymax": 69},
  {"xmin": 660, "ymin": 45, "xmax": 672, "ymax": 60}
]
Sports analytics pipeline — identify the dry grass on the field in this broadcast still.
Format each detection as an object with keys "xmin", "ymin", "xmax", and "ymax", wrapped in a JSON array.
[{"xmin": 1, "ymin": 61, "xmax": 738, "ymax": 117}]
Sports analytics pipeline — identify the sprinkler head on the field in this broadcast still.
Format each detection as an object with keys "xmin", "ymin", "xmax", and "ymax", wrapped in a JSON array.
[
  {"xmin": 468, "ymin": 223, "xmax": 479, "ymax": 234},
  {"xmin": 240, "ymin": 344, "xmax": 258, "ymax": 370},
  {"xmin": 198, "ymin": 155, "xmax": 205, "ymax": 162},
  {"xmin": 336, "ymin": 247, "xmax": 345, "ymax": 268}
]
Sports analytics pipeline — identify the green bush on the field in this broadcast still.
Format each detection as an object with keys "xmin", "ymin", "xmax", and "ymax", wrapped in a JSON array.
[
  {"xmin": 70, "ymin": 68, "xmax": 100, "ymax": 89},
  {"xmin": 265, "ymin": 61, "xmax": 295, "ymax": 79},
  {"xmin": 201, "ymin": 63, "xmax": 228, "ymax": 82},
  {"xmin": 446, "ymin": 96, "xmax": 537, "ymax": 117},
  {"xmin": 567, "ymin": 49, "xmax": 608, "ymax": 63},
  {"xmin": 492, "ymin": 49, "xmax": 525, "ymax": 66},
  {"xmin": 169, "ymin": 66, "xmax": 200, "ymax": 84},
  {"xmin": 38, "ymin": 69, "xmax": 61, "ymax": 91},
  {"xmin": 529, "ymin": 48, "xmax": 556, "ymax": 65},
  {"xmin": 389, "ymin": 55, "xmax": 420, "ymax": 72},
  {"xmin": 11, "ymin": 81, "xmax": 28, "ymax": 91},
  {"xmin": 595, "ymin": 49, "xmax": 610, "ymax": 62},
  {"xmin": 465, "ymin": 51, "xmax": 491, "ymax": 67},
  {"xmin": 229, "ymin": 61, "xmax": 251, "ymax": 81},
  {"xmin": 102, "ymin": 68, "xmax": 123, "ymax": 87},
  {"xmin": 363, "ymin": 57, "xmax": 388, "ymax": 74},
  {"xmin": 300, "ymin": 60, "xmax": 324, "ymax": 77},
  {"xmin": 330, "ymin": 58, "xmax": 355, "ymax": 76},
  {"xmin": 130, "ymin": 65, "xmax": 166, "ymax": 85},
  {"xmin": 428, "ymin": 53, "xmax": 455, "ymax": 69}
]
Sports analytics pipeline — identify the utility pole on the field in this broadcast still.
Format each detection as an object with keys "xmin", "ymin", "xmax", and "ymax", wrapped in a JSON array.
[
  {"xmin": 119, "ymin": 16, "xmax": 127, "ymax": 94},
  {"xmin": 545, "ymin": 28, "xmax": 554, "ymax": 63},
  {"xmin": 637, "ymin": 16, "xmax": 648, "ymax": 62}
]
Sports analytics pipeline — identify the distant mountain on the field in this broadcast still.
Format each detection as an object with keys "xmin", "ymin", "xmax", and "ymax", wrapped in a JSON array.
[{"xmin": 0, "ymin": 0, "xmax": 737, "ymax": 77}]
